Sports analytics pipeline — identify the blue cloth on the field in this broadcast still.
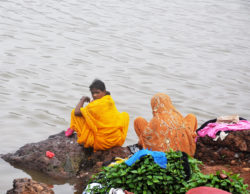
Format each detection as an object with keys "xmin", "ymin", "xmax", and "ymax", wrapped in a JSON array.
[{"xmin": 125, "ymin": 149, "xmax": 167, "ymax": 168}]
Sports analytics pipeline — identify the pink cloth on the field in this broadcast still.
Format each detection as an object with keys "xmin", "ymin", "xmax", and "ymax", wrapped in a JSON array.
[{"xmin": 198, "ymin": 120, "xmax": 250, "ymax": 138}]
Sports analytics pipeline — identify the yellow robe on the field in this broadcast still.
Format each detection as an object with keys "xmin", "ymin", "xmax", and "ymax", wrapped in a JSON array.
[{"xmin": 70, "ymin": 95, "xmax": 129, "ymax": 151}]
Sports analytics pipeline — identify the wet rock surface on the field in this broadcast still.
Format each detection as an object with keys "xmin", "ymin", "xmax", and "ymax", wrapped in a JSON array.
[
  {"xmin": 195, "ymin": 130, "xmax": 250, "ymax": 166},
  {"xmin": 1, "ymin": 131, "xmax": 131, "ymax": 180},
  {"xmin": 6, "ymin": 178, "xmax": 54, "ymax": 194}
]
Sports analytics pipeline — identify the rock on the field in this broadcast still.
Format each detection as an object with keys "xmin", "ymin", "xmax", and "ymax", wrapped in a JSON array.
[
  {"xmin": 1, "ymin": 131, "xmax": 132, "ymax": 180},
  {"xmin": 219, "ymin": 173, "xmax": 228, "ymax": 179},
  {"xmin": 242, "ymin": 168, "xmax": 250, "ymax": 172},
  {"xmin": 195, "ymin": 130, "xmax": 250, "ymax": 165},
  {"xmin": 2, "ymin": 129, "xmax": 249, "ymax": 192},
  {"xmin": 6, "ymin": 178, "xmax": 54, "ymax": 194}
]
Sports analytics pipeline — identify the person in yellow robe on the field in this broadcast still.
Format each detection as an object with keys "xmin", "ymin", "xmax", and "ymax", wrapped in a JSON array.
[
  {"xmin": 67, "ymin": 79, "xmax": 129, "ymax": 151},
  {"xmin": 134, "ymin": 93, "xmax": 197, "ymax": 156}
]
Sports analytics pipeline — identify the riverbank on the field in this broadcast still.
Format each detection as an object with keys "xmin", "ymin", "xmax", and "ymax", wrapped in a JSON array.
[{"xmin": 2, "ymin": 129, "xmax": 249, "ymax": 193}]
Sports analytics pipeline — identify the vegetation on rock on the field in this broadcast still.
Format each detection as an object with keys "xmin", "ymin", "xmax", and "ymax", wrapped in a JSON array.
[{"xmin": 87, "ymin": 150, "xmax": 248, "ymax": 194}]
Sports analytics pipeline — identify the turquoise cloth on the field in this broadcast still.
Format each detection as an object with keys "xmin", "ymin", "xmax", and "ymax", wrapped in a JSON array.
[{"xmin": 125, "ymin": 149, "xmax": 167, "ymax": 168}]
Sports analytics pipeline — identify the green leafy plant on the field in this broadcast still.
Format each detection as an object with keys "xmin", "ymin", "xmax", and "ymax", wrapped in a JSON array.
[
  {"xmin": 185, "ymin": 169, "xmax": 249, "ymax": 194},
  {"xmin": 87, "ymin": 150, "xmax": 248, "ymax": 194}
]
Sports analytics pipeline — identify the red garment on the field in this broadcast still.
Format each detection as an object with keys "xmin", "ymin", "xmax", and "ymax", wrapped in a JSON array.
[{"xmin": 186, "ymin": 186, "xmax": 231, "ymax": 194}]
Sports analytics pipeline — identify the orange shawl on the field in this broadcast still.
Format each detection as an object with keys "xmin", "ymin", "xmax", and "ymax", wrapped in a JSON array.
[{"xmin": 134, "ymin": 93, "xmax": 197, "ymax": 156}]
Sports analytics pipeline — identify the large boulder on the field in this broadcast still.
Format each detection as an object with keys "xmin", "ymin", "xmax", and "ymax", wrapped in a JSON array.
[
  {"xmin": 6, "ymin": 178, "xmax": 54, "ymax": 194},
  {"xmin": 1, "ymin": 131, "xmax": 132, "ymax": 180},
  {"xmin": 195, "ymin": 130, "xmax": 250, "ymax": 165}
]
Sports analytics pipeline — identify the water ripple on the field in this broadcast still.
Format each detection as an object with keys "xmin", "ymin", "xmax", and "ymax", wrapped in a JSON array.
[{"xmin": 0, "ymin": 0, "xmax": 250, "ymax": 193}]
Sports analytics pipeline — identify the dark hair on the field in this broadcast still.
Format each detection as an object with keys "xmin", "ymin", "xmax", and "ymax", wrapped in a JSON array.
[{"xmin": 89, "ymin": 79, "xmax": 106, "ymax": 91}]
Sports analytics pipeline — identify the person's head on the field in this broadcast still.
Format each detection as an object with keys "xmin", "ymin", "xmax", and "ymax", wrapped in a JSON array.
[
  {"xmin": 151, "ymin": 93, "xmax": 173, "ymax": 116},
  {"xmin": 89, "ymin": 79, "xmax": 107, "ymax": 100}
]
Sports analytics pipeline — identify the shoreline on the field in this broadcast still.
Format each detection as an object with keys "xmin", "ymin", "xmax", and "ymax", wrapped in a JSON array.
[{"xmin": 2, "ymin": 130, "xmax": 250, "ymax": 193}]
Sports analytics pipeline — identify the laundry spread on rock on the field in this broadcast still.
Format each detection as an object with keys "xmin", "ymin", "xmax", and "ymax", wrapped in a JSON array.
[
  {"xmin": 125, "ymin": 149, "xmax": 167, "ymax": 168},
  {"xmin": 197, "ymin": 120, "xmax": 250, "ymax": 139}
]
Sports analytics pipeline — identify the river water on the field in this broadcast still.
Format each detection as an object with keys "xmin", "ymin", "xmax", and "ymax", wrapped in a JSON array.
[{"xmin": 0, "ymin": 0, "xmax": 250, "ymax": 193}]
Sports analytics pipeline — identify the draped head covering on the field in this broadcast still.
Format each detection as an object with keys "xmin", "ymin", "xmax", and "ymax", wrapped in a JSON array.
[{"xmin": 134, "ymin": 93, "xmax": 197, "ymax": 156}]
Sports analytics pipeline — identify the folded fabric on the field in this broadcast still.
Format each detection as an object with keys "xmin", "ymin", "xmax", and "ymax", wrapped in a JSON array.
[
  {"xmin": 217, "ymin": 115, "xmax": 239, "ymax": 124},
  {"xmin": 125, "ymin": 149, "xmax": 167, "ymax": 168},
  {"xmin": 198, "ymin": 120, "xmax": 250, "ymax": 138},
  {"xmin": 108, "ymin": 157, "xmax": 128, "ymax": 167}
]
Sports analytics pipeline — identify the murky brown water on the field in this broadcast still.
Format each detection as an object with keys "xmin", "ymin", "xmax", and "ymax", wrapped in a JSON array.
[{"xmin": 1, "ymin": 0, "xmax": 250, "ymax": 193}]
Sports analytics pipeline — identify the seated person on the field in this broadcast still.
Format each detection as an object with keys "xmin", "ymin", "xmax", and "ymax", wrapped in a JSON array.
[
  {"xmin": 134, "ymin": 93, "xmax": 197, "ymax": 156},
  {"xmin": 67, "ymin": 79, "xmax": 129, "ymax": 151}
]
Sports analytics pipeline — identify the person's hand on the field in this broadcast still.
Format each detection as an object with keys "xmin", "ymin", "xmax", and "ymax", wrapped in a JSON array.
[
  {"xmin": 80, "ymin": 96, "xmax": 90, "ymax": 103},
  {"xmin": 74, "ymin": 96, "xmax": 90, "ymax": 116}
]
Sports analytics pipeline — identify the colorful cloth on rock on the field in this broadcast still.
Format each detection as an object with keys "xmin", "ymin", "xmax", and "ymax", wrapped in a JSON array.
[
  {"xmin": 70, "ymin": 95, "xmax": 129, "ymax": 151},
  {"xmin": 125, "ymin": 149, "xmax": 167, "ymax": 168},
  {"xmin": 134, "ymin": 93, "xmax": 197, "ymax": 156},
  {"xmin": 197, "ymin": 120, "xmax": 250, "ymax": 139}
]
